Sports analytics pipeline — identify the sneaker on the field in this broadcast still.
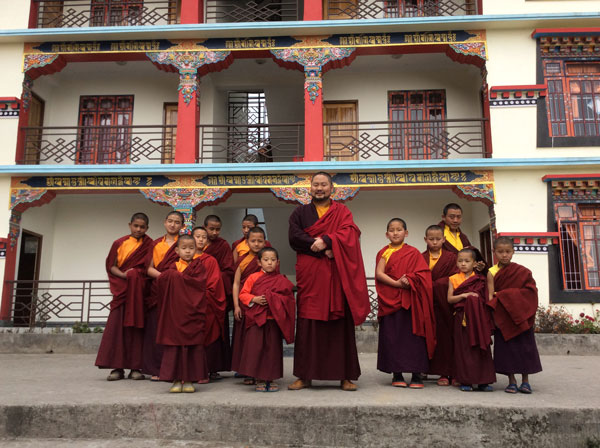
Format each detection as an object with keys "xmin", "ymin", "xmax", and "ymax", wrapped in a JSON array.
[
  {"xmin": 169, "ymin": 381, "xmax": 183, "ymax": 393},
  {"xmin": 409, "ymin": 373, "xmax": 424, "ymax": 389},
  {"xmin": 392, "ymin": 373, "xmax": 407, "ymax": 388}
]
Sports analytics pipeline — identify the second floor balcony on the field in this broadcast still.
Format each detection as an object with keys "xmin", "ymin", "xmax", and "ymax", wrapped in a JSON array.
[{"xmin": 324, "ymin": 0, "xmax": 479, "ymax": 20}]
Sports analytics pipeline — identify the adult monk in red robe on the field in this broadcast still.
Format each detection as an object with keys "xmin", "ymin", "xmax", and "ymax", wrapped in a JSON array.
[
  {"xmin": 192, "ymin": 226, "xmax": 228, "ymax": 381},
  {"xmin": 488, "ymin": 237, "xmax": 542, "ymax": 394},
  {"xmin": 142, "ymin": 211, "xmax": 184, "ymax": 380},
  {"xmin": 156, "ymin": 235, "xmax": 209, "ymax": 393},
  {"xmin": 421, "ymin": 224, "xmax": 458, "ymax": 385},
  {"xmin": 288, "ymin": 172, "xmax": 370, "ymax": 392},
  {"xmin": 95, "ymin": 212, "xmax": 153, "ymax": 381},
  {"xmin": 437, "ymin": 203, "xmax": 471, "ymax": 254}
]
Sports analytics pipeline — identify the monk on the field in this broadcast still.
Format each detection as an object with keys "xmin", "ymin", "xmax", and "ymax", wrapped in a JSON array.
[
  {"xmin": 288, "ymin": 172, "xmax": 370, "ymax": 392},
  {"xmin": 95, "ymin": 212, "xmax": 153, "ymax": 381},
  {"xmin": 191, "ymin": 226, "xmax": 227, "ymax": 382},
  {"xmin": 156, "ymin": 234, "xmax": 209, "ymax": 393},
  {"xmin": 448, "ymin": 248, "xmax": 496, "ymax": 391},
  {"xmin": 232, "ymin": 214, "xmax": 272, "ymax": 263},
  {"xmin": 376, "ymin": 218, "xmax": 435, "ymax": 389},
  {"xmin": 488, "ymin": 237, "xmax": 542, "ymax": 394},
  {"xmin": 231, "ymin": 226, "xmax": 267, "ymax": 382},
  {"xmin": 142, "ymin": 211, "xmax": 184, "ymax": 380},
  {"xmin": 422, "ymin": 224, "xmax": 458, "ymax": 386},
  {"xmin": 438, "ymin": 203, "xmax": 471, "ymax": 254},
  {"xmin": 237, "ymin": 247, "xmax": 296, "ymax": 392}
]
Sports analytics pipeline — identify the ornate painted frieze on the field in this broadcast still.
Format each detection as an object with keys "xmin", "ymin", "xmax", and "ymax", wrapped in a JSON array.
[
  {"xmin": 497, "ymin": 232, "xmax": 559, "ymax": 254},
  {"xmin": 271, "ymin": 186, "xmax": 360, "ymax": 205},
  {"xmin": 9, "ymin": 211, "xmax": 21, "ymax": 249},
  {"xmin": 543, "ymin": 176, "xmax": 600, "ymax": 202},
  {"xmin": 452, "ymin": 183, "xmax": 495, "ymax": 206},
  {"xmin": 22, "ymin": 54, "xmax": 59, "ymax": 72},
  {"xmin": 0, "ymin": 97, "xmax": 20, "ymax": 118},
  {"xmin": 490, "ymin": 85, "xmax": 547, "ymax": 107}
]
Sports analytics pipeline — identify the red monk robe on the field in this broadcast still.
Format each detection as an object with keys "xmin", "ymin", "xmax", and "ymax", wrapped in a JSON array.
[
  {"xmin": 142, "ymin": 236, "xmax": 179, "ymax": 377},
  {"xmin": 450, "ymin": 273, "xmax": 496, "ymax": 386},
  {"xmin": 489, "ymin": 263, "xmax": 542, "ymax": 375},
  {"xmin": 95, "ymin": 234, "xmax": 153, "ymax": 371},
  {"xmin": 437, "ymin": 221, "xmax": 471, "ymax": 254},
  {"xmin": 289, "ymin": 201, "xmax": 370, "ymax": 381},
  {"xmin": 376, "ymin": 244, "xmax": 435, "ymax": 375},
  {"xmin": 237, "ymin": 271, "xmax": 296, "ymax": 381},
  {"xmin": 422, "ymin": 249, "xmax": 458, "ymax": 378},
  {"xmin": 156, "ymin": 258, "xmax": 209, "ymax": 382},
  {"xmin": 230, "ymin": 252, "xmax": 263, "ymax": 373}
]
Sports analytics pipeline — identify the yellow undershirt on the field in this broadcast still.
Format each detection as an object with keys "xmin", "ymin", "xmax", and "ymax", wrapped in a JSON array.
[
  {"xmin": 117, "ymin": 236, "xmax": 142, "ymax": 268},
  {"xmin": 235, "ymin": 239, "xmax": 250, "ymax": 258},
  {"xmin": 429, "ymin": 249, "xmax": 442, "ymax": 270},
  {"xmin": 444, "ymin": 226, "xmax": 463, "ymax": 251},
  {"xmin": 489, "ymin": 263, "xmax": 501, "ymax": 277},
  {"xmin": 315, "ymin": 202, "xmax": 331, "ymax": 219},
  {"xmin": 381, "ymin": 243, "xmax": 404, "ymax": 264}
]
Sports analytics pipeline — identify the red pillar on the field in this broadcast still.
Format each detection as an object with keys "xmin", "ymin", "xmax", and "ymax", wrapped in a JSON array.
[
  {"xmin": 303, "ymin": 0, "xmax": 323, "ymax": 20},
  {"xmin": 28, "ymin": 0, "xmax": 39, "ymax": 28},
  {"xmin": 0, "ymin": 211, "xmax": 19, "ymax": 324},
  {"xmin": 303, "ymin": 74, "xmax": 324, "ymax": 162},
  {"xmin": 175, "ymin": 73, "xmax": 200, "ymax": 164},
  {"xmin": 180, "ymin": 0, "xmax": 203, "ymax": 24}
]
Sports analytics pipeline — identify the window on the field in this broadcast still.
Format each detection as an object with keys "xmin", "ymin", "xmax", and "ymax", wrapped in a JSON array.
[
  {"xmin": 245, "ymin": 208, "xmax": 268, "ymax": 240},
  {"xmin": 543, "ymin": 61, "xmax": 600, "ymax": 138},
  {"xmin": 227, "ymin": 92, "xmax": 270, "ymax": 163},
  {"xmin": 555, "ymin": 203, "xmax": 600, "ymax": 291},
  {"xmin": 77, "ymin": 95, "xmax": 134, "ymax": 164},
  {"xmin": 91, "ymin": 0, "xmax": 143, "ymax": 27},
  {"xmin": 388, "ymin": 90, "xmax": 447, "ymax": 160}
]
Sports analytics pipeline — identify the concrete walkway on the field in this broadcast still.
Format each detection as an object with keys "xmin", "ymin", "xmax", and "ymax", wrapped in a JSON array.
[{"xmin": 1, "ymin": 354, "xmax": 600, "ymax": 447}]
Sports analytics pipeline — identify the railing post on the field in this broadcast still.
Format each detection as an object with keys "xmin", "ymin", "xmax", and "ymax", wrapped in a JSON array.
[{"xmin": 180, "ymin": 0, "xmax": 203, "ymax": 23}]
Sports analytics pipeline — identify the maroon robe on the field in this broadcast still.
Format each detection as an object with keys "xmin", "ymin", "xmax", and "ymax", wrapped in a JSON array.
[
  {"xmin": 452, "ymin": 273, "xmax": 496, "ymax": 385},
  {"xmin": 205, "ymin": 237, "xmax": 235, "ymax": 299},
  {"xmin": 437, "ymin": 221, "xmax": 471, "ymax": 254},
  {"xmin": 156, "ymin": 258, "xmax": 208, "ymax": 382},
  {"xmin": 422, "ymin": 249, "xmax": 458, "ymax": 377},
  {"xmin": 95, "ymin": 234, "xmax": 153, "ymax": 370},
  {"xmin": 289, "ymin": 201, "xmax": 368, "ymax": 381}
]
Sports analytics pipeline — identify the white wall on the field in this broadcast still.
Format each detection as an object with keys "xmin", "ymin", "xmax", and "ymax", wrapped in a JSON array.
[
  {"xmin": 0, "ymin": 3, "xmax": 30, "ymax": 29},
  {"xmin": 483, "ymin": 0, "xmax": 600, "ymax": 14}
]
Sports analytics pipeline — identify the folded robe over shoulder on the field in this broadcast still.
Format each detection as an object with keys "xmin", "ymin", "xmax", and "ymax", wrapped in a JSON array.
[
  {"xmin": 145, "ymin": 237, "xmax": 179, "ymax": 309},
  {"xmin": 376, "ymin": 244, "xmax": 436, "ymax": 359},
  {"xmin": 453, "ymin": 274, "xmax": 494, "ymax": 351},
  {"xmin": 196, "ymin": 252, "xmax": 227, "ymax": 346},
  {"xmin": 106, "ymin": 234, "xmax": 153, "ymax": 328},
  {"xmin": 156, "ymin": 259, "xmax": 207, "ymax": 346},
  {"xmin": 437, "ymin": 221, "xmax": 471, "ymax": 254},
  {"xmin": 244, "ymin": 272, "xmax": 296, "ymax": 344},
  {"xmin": 204, "ymin": 237, "xmax": 235, "ymax": 297},
  {"xmin": 295, "ymin": 201, "xmax": 370, "ymax": 325},
  {"xmin": 488, "ymin": 263, "xmax": 538, "ymax": 341}
]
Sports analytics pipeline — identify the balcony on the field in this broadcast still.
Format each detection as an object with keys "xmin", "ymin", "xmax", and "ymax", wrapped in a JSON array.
[
  {"xmin": 204, "ymin": 0, "xmax": 300, "ymax": 22},
  {"xmin": 323, "ymin": 118, "xmax": 489, "ymax": 161},
  {"xmin": 32, "ymin": 0, "xmax": 178, "ymax": 28},
  {"xmin": 324, "ymin": 0, "xmax": 479, "ymax": 20}
]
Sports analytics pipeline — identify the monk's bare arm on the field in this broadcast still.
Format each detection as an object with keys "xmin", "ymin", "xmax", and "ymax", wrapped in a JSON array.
[
  {"xmin": 375, "ymin": 258, "xmax": 403, "ymax": 288},
  {"xmin": 147, "ymin": 259, "xmax": 161, "ymax": 279},
  {"xmin": 110, "ymin": 258, "xmax": 128, "ymax": 279},
  {"xmin": 232, "ymin": 249, "xmax": 239, "ymax": 263},
  {"xmin": 448, "ymin": 281, "xmax": 470, "ymax": 304},
  {"xmin": 232, "ymin": 267, "xmax": 242, "ymax": 320},
  {"xmin": 486, "ymin": 272, "xmax": 495, "ymax": 302}
]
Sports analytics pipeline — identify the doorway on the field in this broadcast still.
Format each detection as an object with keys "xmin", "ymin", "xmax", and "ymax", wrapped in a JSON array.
[{"xmin": 14, "ymin": 231, "xmax": 43, "ymax": 326}]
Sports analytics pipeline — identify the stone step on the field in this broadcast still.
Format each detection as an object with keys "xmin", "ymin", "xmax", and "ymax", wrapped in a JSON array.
[{"xmin": 0, "ymin": 354, "xmax": 599, "ymax": 447}]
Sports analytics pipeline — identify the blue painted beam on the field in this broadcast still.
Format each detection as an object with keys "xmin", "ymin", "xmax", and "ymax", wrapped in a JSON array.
[{"xmin": 1, "ymin": 157, "xmax": 600, "ymax": 176}]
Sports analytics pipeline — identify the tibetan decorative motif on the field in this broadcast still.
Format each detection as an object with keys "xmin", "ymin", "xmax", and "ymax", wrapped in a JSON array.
[
  {"xmin": 545, "ymin": 177, "xmax": 600, "ymax": 202},
  {"xmin": 449, "ymin": 42, "xmax": 486, "ymax": 60},
  {"xmin": 178, "ymin": 70, "xmax": 198, "ymax": 106},
  {"xmin": 21, "ymin": 76, "xmax": 33, "ymax": 111},
  {"xmin": 10, "ymin": 189, "xmax": 51, "ymax": 211},
  {"xmin": 22, "ymin": 54, "xmax": 59, "ymax": 72},
  {"xmin": 452, "ymin": 183, "xmax": 495, "ymax": 205},
  {"xmin": 536, "ymin": 34, "xmax": 600, "ymax": 58},
  {"xmin": 271, "ymin": 186, "xmax": 360, "ymax": 205},
  {"xmin": 497, "ymin": 232, "xmax": 559, "ymax": 254},
  {"xmin": 0, "ymin": 97, "xmax": 20, "ymax": 118},
  {"xmin": 9, "ymin": 211, "xmax": 22, "ymax": 249},
  {"xmin": 271, "ymin": 47, "xmax": 355, "ymax": 104},
  {"xmin": 490, "ymin": 85, "xmax": 547, "ymax": 107},
  {"xmin": 140, "ymin": 188, "xmax": 230, "ymax": 231}
]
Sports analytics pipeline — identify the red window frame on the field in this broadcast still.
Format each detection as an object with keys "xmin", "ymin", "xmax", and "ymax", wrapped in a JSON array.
[
  {"xmin": 77, "ymin": 95, "xmax": 134, "ymax": 165},
  {"xmin": 555, "ymin": 203, "xmax": 600, "ymax": 291},
  {"xmin": 543, "ymin": 60, "xmax": 600, "ymax": 138},
  {"xmin": 388, "ymin": 89, "xmax": 447, "ymax": 160}
]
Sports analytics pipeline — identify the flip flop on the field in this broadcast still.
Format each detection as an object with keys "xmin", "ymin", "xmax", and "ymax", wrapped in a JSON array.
[
  {"xmin": 505, "ymin": 383, "xmax": 518, "ymax": 394},
  {"xmin": 255, "ymin": 382, "xmax": 267, "ymax": 392},
  {"xmin": 477, "ymin": 384, "xmax": 493, "ymax": 392},
  {"xmin": 518, "ymin": 382, "xmax": 532, "ymax": 394},
  {"xmin": 243, "ymin": 377, "xmax": 256, "ymax": 385},
  {"xmin": 437, "ymin": 377, "xmax": 450, "ymax": 386},
  {"xmin": 266, "ymin": 381, "xmax": 279, "ymax": 392}
]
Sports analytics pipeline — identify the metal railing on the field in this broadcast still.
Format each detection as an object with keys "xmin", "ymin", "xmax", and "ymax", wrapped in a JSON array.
[
  {"xmin": 205, "ymin": 0, "xmax": 299, "ymax": 22},
  {"xmin": 18, "ymin": 125, "xmax": 176, "ymax": 165},
  {"xmin": 32, "ymin": 0, "xmax": 178, "ymax": 28},
  {"xmin": 323, "ymin": 118, "xmax": 488, "ymax": 161},
  {"xmin": 7, "ymin": 280, "xmax": 111, "ymax": 329},
  {"xmin": 197, "ymin": 123, "xmax": 304, "ymax": 163},
  {"xmin": 325, "ymin": 0, "xmax": 478, "ymax": 20}
]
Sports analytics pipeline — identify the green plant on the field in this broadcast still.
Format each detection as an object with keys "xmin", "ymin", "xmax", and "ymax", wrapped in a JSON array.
[
  {"xmin": 571, "ymin": 309, "xmax": 600, "ymax": 335},
  {"xmin": 93, "ymin": 326, "xmax": 104, "ymax": 333},
  {"xmin": 535, "ymin": 306, "xmax": 574, "ymax": 333},
  {"xmin": 72, "ymin": 321, "xmax": 91, "ymax": 333}
]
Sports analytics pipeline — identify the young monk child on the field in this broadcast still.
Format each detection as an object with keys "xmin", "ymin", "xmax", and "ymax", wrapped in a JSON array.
[
  {"xmin": 448, "ymin": 248, "xmax": 496, "ymax": 392},
  {"xmin": 232, "ymin": 214, "xmax": 271, "ymax": 263},
  {"xmin": 375, "ymin": 218, "xmax": 435, "ymax": 389},
  {"xmin": 422, "ymin": 224, "xmax": 459, "ymax": 386},
  {"xmin": 191, "ymin": 226, "xmax": 227, "ymax": 382},
  {"xmin": 95, "ymin": 212, "xmax": 154, "ymax": 381},
  {"xmin": 202, "ymin": 215, "xmax": 235, "ymax": 374},
  {"xmin": 142, "ymin": 211, "xmax": 184, "ymax": 380},
  {"xmin": 155, "ymin": 235, "xmax": 208, "ymax": 393},
  {"xmin": 237, "ymin": 247, "xmax": 295, "ymax": 392},
  {"xmin": 231, "ymin": 226, "xmax": 267, "ymax": 383},
  {"xmin": 488, "ymin": 237, "xmax": 542, "ymax": 394}
]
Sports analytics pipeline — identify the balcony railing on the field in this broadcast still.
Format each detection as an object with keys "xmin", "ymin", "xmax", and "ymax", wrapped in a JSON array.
[
  {"xmin": 7, "ymin": 280, "xmax": 111, "ymax": 328},
  {"xmin": 32, "ymin": 0, "xmax": 178, "ymax": 28},
  {"xmin": 324, "ymin": 0, "xmax": 478, "ymax": 20},
  {"xmin": 18, "ymin": 125, "xmax": 176, "ymax": 165},
  {"xmin": 323, "ymin": 118, "xmax": 488, "ymax": 161},
  {"xmin": 205, "ymin": 0, "xmax": 299, "ymax": 22},
  {"xmin": 197, "ymin": 123, "xmax": 304, "ymax": 163}
]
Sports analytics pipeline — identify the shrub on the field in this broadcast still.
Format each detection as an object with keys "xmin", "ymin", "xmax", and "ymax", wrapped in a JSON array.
[{"xmin": 536, "ymin": 307, "xmax": 600, "ymax": 334}]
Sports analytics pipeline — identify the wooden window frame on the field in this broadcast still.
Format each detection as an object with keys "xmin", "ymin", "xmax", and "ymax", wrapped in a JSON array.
[{"xmin": 91, "ymin": 0, "xmax": 144, "ymax": 27}]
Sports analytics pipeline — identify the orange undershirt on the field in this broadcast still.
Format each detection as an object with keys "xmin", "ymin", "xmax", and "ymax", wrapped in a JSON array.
[
  {"xmin": 235, "ymin": 239, "xmax": 250, "ymax": 258},
  {"xmin": 175, "ymin": 254, "xmax": 200, "ymax": 273},
  {"xmin": 449, "ymin": 271, "xmax": 474, "ymax": 290},
  {"xmin": 315, "ymin": 202, "xmax": 331, "ymax": 219},
  {"xmin": 117, "ymin": 236, "xmax": 142, "ymax": 268},
  {"xmin": 428, "ymin": 250, "xmax": 442, "ymax": 270},
  {"xmin": 239, "ymin": 252, "xmax": 256, "ymax": 274},
  {"xmin": 153, "ymin": 235, "xmax": 178, "ymax": 267},
  {"xmin": 239, "ymin": 270, "xmax": 265, "ymax": 306}
]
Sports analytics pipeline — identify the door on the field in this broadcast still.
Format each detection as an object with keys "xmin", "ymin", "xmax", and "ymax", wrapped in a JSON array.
[
  {"xmin": 323, "ymin": 0, "xmax": 358, "ymax": 19},
  {"xmin": 14, "ymin": 231, "xmax": 42, "ymax": 327},
  {"xmin": 323, "ymin": 101, "xmax": 358, "ymax": 161},
  {"xmin": 163, "ymin": 103, "xmax": 177, "ymax": 163},
  {"xmin": 39, "ymin": 1, "xmax": 64, "ymax": 27},
  {"xmin": 24, "ymin": 93, "xmax": 45, "ymax": 164}
]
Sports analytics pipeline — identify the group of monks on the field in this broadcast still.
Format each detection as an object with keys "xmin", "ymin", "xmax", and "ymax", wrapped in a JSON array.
[{"xmin": 95, "ymin": 171, "xmax": 542, "ymax": 394}]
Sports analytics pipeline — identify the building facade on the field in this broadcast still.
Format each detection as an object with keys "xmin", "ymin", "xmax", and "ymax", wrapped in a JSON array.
[{"xmin": 0, "ymin": 0, "xmax": 599, "ymax": 327}]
